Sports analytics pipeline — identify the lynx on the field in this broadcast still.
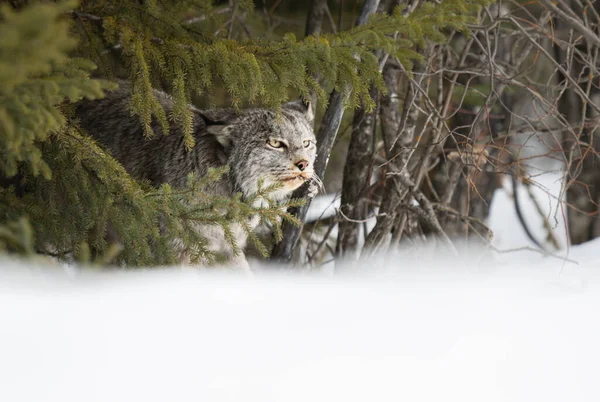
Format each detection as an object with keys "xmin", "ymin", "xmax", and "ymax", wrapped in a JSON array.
[{"xmin": 74, "ymin": 82, "xmax": 317, "ymax": 269}]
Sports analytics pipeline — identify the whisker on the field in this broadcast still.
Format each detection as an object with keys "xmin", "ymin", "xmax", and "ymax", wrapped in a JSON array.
[{"xmin": 311, "ymin": 173, "xmax": 325, "ymax": 192}]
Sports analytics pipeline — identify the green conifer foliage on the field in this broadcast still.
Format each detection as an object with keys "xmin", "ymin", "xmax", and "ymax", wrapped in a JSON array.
[
  {"xmin": 0, "ymin": 0, "xmax": 487, "ymax": 266},
  {"xmin": 0, "ymin": 1, "xmax": 108, "ymax": 178}
]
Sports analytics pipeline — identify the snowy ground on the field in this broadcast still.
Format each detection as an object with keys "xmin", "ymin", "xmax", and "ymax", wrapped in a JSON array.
[
  {"xmin": 1, "ymin": 249, "xmax": 599, "ymax": 402},
  {"xmin": 2, "ymin": 220, "xmax": 600, "ymax": 402},
  {"xmin": 489, "ymin": 171, "xmax": 568, "ymax": 252},
  {"xmin": 2, "ymin": 147, "xmax": 599, "ymax": 401}
]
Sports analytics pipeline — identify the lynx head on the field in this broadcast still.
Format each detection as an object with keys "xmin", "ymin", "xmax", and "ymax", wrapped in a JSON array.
[{"xmin": 205, "ymin": 100, "xmax": 317, "ymax": 200}]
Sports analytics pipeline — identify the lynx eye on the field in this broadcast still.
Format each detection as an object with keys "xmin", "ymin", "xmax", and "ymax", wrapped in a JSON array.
[
  {"xmin": 267, "ymin": 138, "xmax": 284, "ymax": 149},
  {"xmin": 303, "ymin": 139, "xmax": 312, "ymax": 148}
]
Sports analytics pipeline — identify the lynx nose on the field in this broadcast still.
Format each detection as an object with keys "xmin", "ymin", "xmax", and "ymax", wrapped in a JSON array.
[{"xmin": 295, "ymin": 160, "xmax": 309, "ymax": 171}]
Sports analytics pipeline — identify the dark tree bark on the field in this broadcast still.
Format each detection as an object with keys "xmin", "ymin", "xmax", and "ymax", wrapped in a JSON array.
[
  {"xmin": 379, "ymin": 59, "xmax": 402, "ymax": 157},
  {"xmin": 362, "ymin": 59, "xmax": 426, "ymax": 256},
  {"xmin": 305, "ymin": 0, "xmax": 327, "ymax": 37},
  {"xmin": 354, "ymin": 0, "xmax": 380, "ymax": 26},
  {"xmin": 336, "ymin": 86, "xmax": 379, "ymax": 258},
  {"xmin": 567, "ymin": 156, "xmax": 600, "ymax": 244},
  {"xmin": 551, "ymin": 0, "xmax": 600, "ymax": 244},
  {"xmin": 336, "ymin": 1, "xmax": 389, "ymax": 258}
]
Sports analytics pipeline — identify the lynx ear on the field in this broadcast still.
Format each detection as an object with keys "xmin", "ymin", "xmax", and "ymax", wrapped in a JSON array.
[
  {"xmin": 206, "ymin": 124, "xmax": 234, "ymax": 152},
  {"xmin": 284, "ymin": 99, "xmax": 314, "ymax": 124},
  {"xmin": 200, "ymin": 109, "xmax": 239, "ymax": 154}
]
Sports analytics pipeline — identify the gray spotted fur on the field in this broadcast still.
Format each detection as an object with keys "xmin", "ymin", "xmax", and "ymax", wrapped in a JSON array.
[{"xmin": 75, "ymin": 82, "xmax": 316, "ymax": 268}]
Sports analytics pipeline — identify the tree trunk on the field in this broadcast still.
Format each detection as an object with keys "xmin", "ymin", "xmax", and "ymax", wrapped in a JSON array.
[
  {"xmin": 560, "ymin": 0, "xmax": 600, "ymax": 244},
  {"xmin": 362, "ymin": 58, "xmax": 426, "ymax": 256},
  {"xmin": 336, "ymin": 1, "xmax": 390, "ymax": 258},
  {"xmin": 336, "ymin": 86, "xmax": 379, "ymax": 258},
  {"xmin": 305, "ymin": 0, "xmax": 327, "ymax": 37}
]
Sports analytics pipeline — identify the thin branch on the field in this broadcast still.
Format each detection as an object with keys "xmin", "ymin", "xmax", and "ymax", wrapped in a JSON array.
[{"xmin": 539, "ymin": 0, "xmax": 600, "ymax": 48}]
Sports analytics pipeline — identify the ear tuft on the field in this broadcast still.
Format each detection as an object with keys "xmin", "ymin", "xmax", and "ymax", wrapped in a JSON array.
[{"xmin": 305, "ymin": 100, "xmax": 314, "ymax": 123}]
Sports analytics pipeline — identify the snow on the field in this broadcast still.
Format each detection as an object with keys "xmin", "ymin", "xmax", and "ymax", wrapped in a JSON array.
[
  {"xmin": 2, "ymin": 127, "xmax": 599, "ymax": 402},
  {"xmin": 305, "ymin": 192, "xmax": 339, "ymax": 222},
  {"xmin": 488, "ymin": 130, "xmax": 568, "ymax": 255},
  {"xmin": 1, "ymin": 242, "xmax": 600, "ymax": 402},
  {"xmin": 488, "ymin": 170, "xmax": 569, "ymax": 261}
]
